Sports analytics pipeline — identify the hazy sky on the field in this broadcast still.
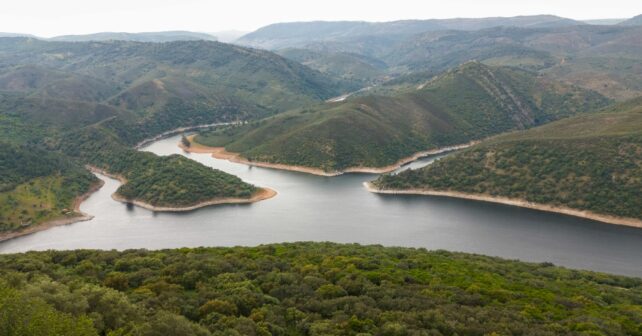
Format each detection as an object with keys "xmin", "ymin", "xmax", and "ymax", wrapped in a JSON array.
[{"xmin": 2, "ymin": 0, "xmax": 641, "ymax": 37}]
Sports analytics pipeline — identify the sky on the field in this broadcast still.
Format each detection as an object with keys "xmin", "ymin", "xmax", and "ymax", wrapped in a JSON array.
[{"xmin": 1, "ymin": 0, "xmax": 641, "ymax": 37}]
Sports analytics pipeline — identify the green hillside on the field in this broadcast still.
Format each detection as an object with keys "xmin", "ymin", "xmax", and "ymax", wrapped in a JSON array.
[
  {"xmin": 373, "ymin": 97, "xmax": 642, "ymax": 220},
  {"xmin": 195, "ymin": 62, "xmax": 610, "ymax": 172},
  {"xmin": 0, "ymin": 37, "xmax": 352, "ymax": 145},
  {"xmin": 277, "ymin": 48, "xmax": 387, "ymax": 85},
  {"xmin": 0, "ymin": 242, "xmax": 640, "ymax": 335},
  {"xmin": 0, "ymin": 36, "xmax": 342, "ymax": 231},
  {"xmin": 0, "ymin": 144, "xmax": 98, "ymax": 233}
]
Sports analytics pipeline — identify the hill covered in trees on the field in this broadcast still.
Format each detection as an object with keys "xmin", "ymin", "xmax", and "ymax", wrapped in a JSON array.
[
  {"xmin": 0, "ymin": 36, "xmax": 343, "ymax": 235},
  {"xmin": 0, "ymin": 37, "xmax": 352, "ymax": 145},
  {"xmin": 194, "ymin": 62, "xmax": 610, "ymax": 172},
  {"xmin": 372, "ymin": 97, "xmax": 642, "ymax": 222},
  {"xmin": 0, "ymin": 242, "xmax": 640, "ymax": 335}
]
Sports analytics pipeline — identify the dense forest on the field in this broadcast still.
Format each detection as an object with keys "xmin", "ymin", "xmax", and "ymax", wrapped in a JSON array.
[
  {"xmin": 0, "ymin": 242, "xmax": 641, "ymax": 335},
  {"xmin": 373, "ymin": 98, "xmax": 642, "ymax": 220},
  {"xmin": 194, "ymin": 62, "xmax": 610, "ymax": 172},
  {"xmin": 57, "ymin": 127, "xmax": 258, "ymax": 207}
]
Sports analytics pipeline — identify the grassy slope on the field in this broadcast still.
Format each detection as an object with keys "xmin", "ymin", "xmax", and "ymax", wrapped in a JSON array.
[
  {"xmin": 0, "ymin": 144, "xmax": 97, "ymax": 233},
  {"xmin": 0, "ymin": 242, "xmax": 640, "ymax": 335},
  {"xmin": 195, "ymin": 62, "xmax": 610, "ymax": 172},
  {"xmin": 373, "ymin": 98, "xmax": 642, "ymax": 220}
]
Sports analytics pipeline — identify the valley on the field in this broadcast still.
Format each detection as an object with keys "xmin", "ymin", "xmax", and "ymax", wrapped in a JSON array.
[{"xmin": 1, "ymin": 8, "xmax": 642, "ymax": 334}]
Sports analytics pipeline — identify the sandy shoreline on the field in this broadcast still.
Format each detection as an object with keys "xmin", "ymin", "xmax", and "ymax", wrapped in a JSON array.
[
  {"xmin": 364, "ymin": 182, "xmax": 642, "ymax": 229},
  {"xmin": 182, "ymin": 135, "xmax": 477, "ymax": 176},
  {"xmin": 86, "ymin": 165, "xmax": 276, "ymax": 212},
  {"xmin": 0, "ymin": 179, "xmax": 105, "ymax": 242}
]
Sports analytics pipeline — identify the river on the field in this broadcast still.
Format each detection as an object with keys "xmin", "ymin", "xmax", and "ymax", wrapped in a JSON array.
[{"xmin": 1, "ymin": 135, "xmax": 641, "ymax": 277}]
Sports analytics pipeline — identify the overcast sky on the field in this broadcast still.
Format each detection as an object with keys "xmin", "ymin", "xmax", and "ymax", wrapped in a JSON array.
[{"xmin": 2, "ymin": 0, "xmax": 641, "ymax": 37}]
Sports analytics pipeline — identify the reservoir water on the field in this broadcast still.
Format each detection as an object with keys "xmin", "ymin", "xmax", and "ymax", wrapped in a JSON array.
[{"xmin": 1, "ymin": 135, "xmax": 641, "ymax": 277}]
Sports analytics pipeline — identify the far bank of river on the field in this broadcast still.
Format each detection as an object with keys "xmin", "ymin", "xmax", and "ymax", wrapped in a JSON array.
[
  {"xmin": 364, "ymin": 183, "xmax": 642, "ymax": 229},
  {"xmin": 182, "ymin": 135, "xmax": 477, "ymax": 176}
]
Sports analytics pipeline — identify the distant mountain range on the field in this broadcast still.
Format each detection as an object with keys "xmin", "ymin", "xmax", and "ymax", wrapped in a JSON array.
[
  {"xmin": 0, "ymin": 31, "xmax": 218, "ymax": 42},
  {"xmin": 240, "ymin": 19, "xmax": 642, "ymax": 100},
  {"xmin": 237, "ymin": 15, "xmax": 583, "ymax": 49},
  {"xmin": 48, "ymin": 31, "xmax": 218, "ymax": 42}
]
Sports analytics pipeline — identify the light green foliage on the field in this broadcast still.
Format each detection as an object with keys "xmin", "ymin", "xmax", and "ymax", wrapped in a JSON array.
[
  {"xmin": 0, "ymin": 144, "xmax": 97, "ymax": 232},
  {"xmin": 0, "ymin": 284, "xmax": 98, "ymax": 336}
]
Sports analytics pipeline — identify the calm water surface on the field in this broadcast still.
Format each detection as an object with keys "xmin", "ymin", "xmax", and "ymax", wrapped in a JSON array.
[{"xmin": 1, "ymin": 135, "xmax": 641, "ymax": 277}]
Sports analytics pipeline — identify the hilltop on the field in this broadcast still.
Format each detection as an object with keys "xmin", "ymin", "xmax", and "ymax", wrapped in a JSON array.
[
  {"xmin": 193, "ymin": 62, "xmax": 609, "ymax": 173},
  {"xmin": 372, "ymin": 97, "xmax": 642, "ymax": 224}
]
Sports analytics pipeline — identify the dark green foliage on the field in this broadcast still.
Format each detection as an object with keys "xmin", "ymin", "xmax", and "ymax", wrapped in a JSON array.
[
  {"xmin": 181, "ymin": 134, "xmax": 191, "ymax": 148},
  {"xmin": 196, "ymin": 63, "xmax": 610, "ymax": 171},
  {"xmin": 0, "ymin": 243, "xmax": 640, "ymax": 335},
  {"xmin": 374, "ymin": 98, "xmax": 642, "ymax": 220},
  {"xmin": 58, "ymin": 127, "xmax": 257, "ymax": 207}
]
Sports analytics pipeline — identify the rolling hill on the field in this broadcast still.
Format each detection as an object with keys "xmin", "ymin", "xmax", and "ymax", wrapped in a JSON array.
[
  {"xmin": 0, "ymin": 37, "xmax": 352, "ymax": 145},
  {"xmin": 241, "ymin": 21, "xmax": 642, "ymax": 101},
  {"xmin": 372, "ymin": 97, "xmax": 642, "ymax": 223},
  {"xmin": 0, "ymin": 36, "xmax": 346, "ymax": 234},
  {"xmin": 193, "ymin": 62, "xmax": 610, "ymax": 173}
]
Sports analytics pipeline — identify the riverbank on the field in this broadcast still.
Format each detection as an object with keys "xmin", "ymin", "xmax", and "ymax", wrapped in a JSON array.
[
  {"xmin": 364, "ymin": 182, "xmax": 642, "ymax": 229},
  {"xmin": 181, "ymin": 135, "xmax": 477, "ymax": 176},
  {"xmin": 0, "ymin": 179, "xmax": 105, "ymax": 242},
  {"xmin": 87, "ymin": 166, "xmax": 277, "ymax": 212}
]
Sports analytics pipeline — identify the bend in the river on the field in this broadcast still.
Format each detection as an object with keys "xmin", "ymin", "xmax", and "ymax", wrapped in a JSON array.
[{"xmin": 1, "ymin": 135, "xmax": 641, "ymax": 278}]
